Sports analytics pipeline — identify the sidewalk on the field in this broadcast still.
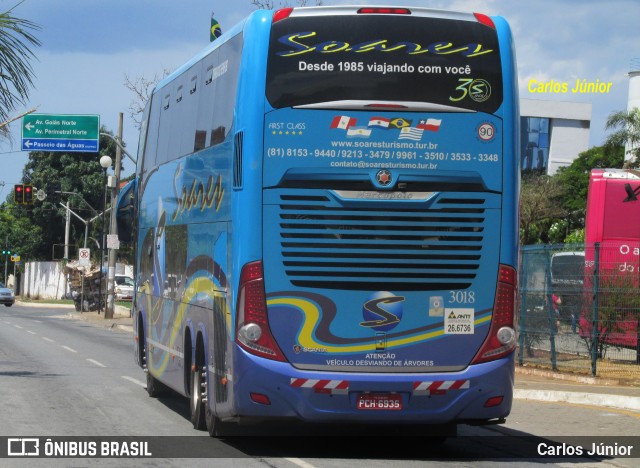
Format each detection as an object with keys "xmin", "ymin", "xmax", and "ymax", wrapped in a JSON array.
[
  {"xmin": 70, "ymin": 304, "xmax": 134, "ymax": 333},
  {"xmin": 515, "ymin": 367, "xmax": 640, "ymax": 412},
  {"xmin": 16, "ymin": 300, "xmax": 639, "ymax": 412}
]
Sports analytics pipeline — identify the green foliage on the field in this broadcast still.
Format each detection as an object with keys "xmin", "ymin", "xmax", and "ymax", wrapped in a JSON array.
[
  {"xmin": 554, "ymin": 145, "xmax": 624, "ymax": 214},
  {"xmin": 605, "ymin": 108, "xmax": 640, "ymax": 164},
  {"xmin": 564, "ymin": 228, "xmax": 585, "ymax": 244},
  {"xmin": 520, "ymin": 144, "xmax": 624, "ymax": 245},
  {"xmin": 6, "ymin": 129, "xmax": 124, "ymax": 260},
  {"xmin": 0, "ymin": 4, "xmax": 40, "ymax": 126},
  {"xmin": 0, "ymin": 201, "xmax": 41, "ymax": 275},
  {"xmin": 548, "ymin": 220, "xmax": 568, "ymax": 244},
  {"xmin": 520, "ymin": 173, "xmax": 566, "ymax": 245}
]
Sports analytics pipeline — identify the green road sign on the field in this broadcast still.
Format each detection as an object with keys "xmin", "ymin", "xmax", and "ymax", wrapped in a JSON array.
[{"xmin": 22, "ymin": 114, "xmax": 100, "ymax": 152}]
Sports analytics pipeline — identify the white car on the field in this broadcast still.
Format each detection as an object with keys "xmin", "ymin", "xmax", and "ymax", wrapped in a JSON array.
[
  {"xmin": 114, "ymin": 275, "xmax": 134, "ymax": 301},
  {"xmin": 0, "ymin": 282, "xmax": 15, "ymax": 307}
]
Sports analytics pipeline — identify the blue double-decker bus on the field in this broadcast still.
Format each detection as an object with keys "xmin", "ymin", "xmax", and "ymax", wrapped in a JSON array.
[{"xmin": 120, "ymin": 5, "xmax": 519, "ymax": 436}]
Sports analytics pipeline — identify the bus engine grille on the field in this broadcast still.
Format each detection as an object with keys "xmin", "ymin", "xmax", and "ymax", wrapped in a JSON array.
[{"xmin": 273, "ymin": 192, "xmax": 490, "ymax": 291}]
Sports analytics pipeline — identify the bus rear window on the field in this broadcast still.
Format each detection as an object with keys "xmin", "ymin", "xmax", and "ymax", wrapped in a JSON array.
[{"xmin": 266, "ymin": 14, "xmax": 503, "ymax": 113}]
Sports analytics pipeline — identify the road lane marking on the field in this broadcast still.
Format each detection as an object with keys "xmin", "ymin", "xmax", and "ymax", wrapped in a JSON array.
[
  {"xmin": 286, "ymin": 458, "xmax": 317, "ymax": 468},
  {"xmin": 26, "ymin": 330, "xmax": 36, "ymax": 335},
  {"xmin": 121, "ymin": 376, "xmax": 146, "ymax": 388},
  {"xmin": 42, "ymin": 337, "xmax": 55, "ymax": 343},
  {"xmin": 62, "ymin": 345, "xmax": 78, "ymax": 353},
  {"xmin": 14, "ymin": 324, "xmax": 23, "ymax": 329},
  {"xmin": 87, "ymin": 359, "xmax": 107, "ymax": 368}
]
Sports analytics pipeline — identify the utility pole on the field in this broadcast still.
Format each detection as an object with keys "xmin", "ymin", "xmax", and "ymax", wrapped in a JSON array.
[
  {"xmin": 105, "ymin": 113, "xmax": 123, "ymax": 319},
  {"xmin": 64, "ymin": 201, "xmax": 70, "ymax": 259},
  {"xmin": 3, "ymin": 236, "xmax": 7, "ymax": 284}
]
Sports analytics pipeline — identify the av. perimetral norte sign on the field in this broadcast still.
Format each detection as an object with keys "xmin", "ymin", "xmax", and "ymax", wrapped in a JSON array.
[{"xmin": 22, "ymin": 114, "xmax": 100, "ymax": 152}]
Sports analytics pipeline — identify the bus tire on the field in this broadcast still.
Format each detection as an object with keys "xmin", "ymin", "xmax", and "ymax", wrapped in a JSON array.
[
  {"xmin": 205, "ymin": 399, "xmax": 229, "ymax": 437},
  {"xmin": 190, "ymin": 363, "xmax": 207, "ymax": 430},
  {"xmin": 146, "ymin": 371, "xmax": 168, "ymax": 398}
]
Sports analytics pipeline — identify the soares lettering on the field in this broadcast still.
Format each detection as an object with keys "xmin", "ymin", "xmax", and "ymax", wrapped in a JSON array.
[
  {"xmin": 171, "ymin": 169, "xmax": 224, "ymax": 222},
  {"xmin": 277, "ymin": 32, "xmax": 493, "ymax": 58}
]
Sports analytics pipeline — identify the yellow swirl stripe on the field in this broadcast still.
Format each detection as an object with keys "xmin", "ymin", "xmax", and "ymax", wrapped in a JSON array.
[
  {"xmin": 267, "ymin": 297, "xmax": 492, "ymax": 353},
  {"xmin": 148, "ymin": 277, "xmax": 225, "ymax": 374}
]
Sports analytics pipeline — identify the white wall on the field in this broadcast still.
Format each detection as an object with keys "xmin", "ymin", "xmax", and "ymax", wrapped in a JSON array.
[
  {"xmin": 22, "ymin": 262, "xmax": 68, "ymax": 300},
  {"xmin": 548, "ymin": 119, "xmax": 591, "ymax": 174},
  {"xmin": 20, "ymin": 261, "xmax": 133, "ymax": 300},
  {"xmin": 521, "ymin": 99, "xmax": 592, "ymax": 175}
]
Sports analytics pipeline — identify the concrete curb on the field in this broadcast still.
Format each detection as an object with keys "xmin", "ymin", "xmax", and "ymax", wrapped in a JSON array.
[
  {"xmin": 514, "ymin": 388, "xmax": 640, "ymax": 412},
  {"xmin": 16, "ymin": 300, "xmax": 74, "ymax": 309},
  {"xmin": 514, "ymin": 367, "xmax": 640, "ymax": 412}
]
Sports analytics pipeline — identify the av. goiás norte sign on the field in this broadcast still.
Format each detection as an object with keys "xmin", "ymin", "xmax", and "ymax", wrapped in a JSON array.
[{"xmin": 22, "ymin": 114, "xmax": 100, "ymax": 152}]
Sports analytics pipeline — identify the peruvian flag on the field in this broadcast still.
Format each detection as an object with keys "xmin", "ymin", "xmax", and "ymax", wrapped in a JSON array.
[
  {"xmin": 330, "ymin": 115, "xmax": 357, "ymax": 130},
  {"xmin": 417, "ymin": 118, "xmax": 442, "ymax": 132}
]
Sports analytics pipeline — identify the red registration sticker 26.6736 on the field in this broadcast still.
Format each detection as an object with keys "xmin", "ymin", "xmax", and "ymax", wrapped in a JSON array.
[{"xmin": 356, "ymin": 393, "xmax": 402, "ymax": 411}]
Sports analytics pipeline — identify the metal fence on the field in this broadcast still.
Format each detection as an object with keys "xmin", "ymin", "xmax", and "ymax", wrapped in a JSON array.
[{"xmin": 518, "ymin": 243, "xmax": 640, "ymax": 382}]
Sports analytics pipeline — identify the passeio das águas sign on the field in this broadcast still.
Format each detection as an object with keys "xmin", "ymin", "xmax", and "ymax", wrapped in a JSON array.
[{"xmin": 22, "ymin": 114, "xmax": 100, "ymax": 153}]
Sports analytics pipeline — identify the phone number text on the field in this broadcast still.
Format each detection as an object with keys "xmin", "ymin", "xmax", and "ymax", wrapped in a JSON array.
[{"xmin": 268, "ymin": 148, "xmax": 500, "ymax": 163}]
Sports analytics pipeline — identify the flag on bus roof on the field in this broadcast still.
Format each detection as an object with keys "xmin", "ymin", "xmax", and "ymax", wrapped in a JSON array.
[{"xmin": 210, "ymin": 13, "xmax": 222, "ymax": 42}]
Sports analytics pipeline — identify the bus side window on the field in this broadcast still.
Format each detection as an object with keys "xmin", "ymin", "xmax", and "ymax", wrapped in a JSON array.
[{"xmin": 116, "ymin": 179, "xmax": 137, "ymax": 243}]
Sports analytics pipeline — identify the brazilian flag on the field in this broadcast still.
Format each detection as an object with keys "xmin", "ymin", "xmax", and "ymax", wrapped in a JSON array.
[
  {"xmin": 390, "ymin": 118, "xmax": 412, "ymax": 129},
  {"xmin": 210, "ymin": 14, "xmax": 222, "ymax": 42}
]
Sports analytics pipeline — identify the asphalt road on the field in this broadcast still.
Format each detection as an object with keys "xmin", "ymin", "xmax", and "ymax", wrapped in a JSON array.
[{"xmin": 1, "ymin": 303, "xmax": 638, "ymax": 467}]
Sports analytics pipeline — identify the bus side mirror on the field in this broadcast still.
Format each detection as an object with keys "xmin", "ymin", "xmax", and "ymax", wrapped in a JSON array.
[{"xmin": 116, "ymin": 178, "xmax": 137, "ymax": 243}]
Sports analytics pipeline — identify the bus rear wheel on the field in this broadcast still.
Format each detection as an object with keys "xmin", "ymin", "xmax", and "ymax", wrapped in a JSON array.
[
  {"xmin": 205, "ymin": 398, "xmax": 226, "ymax": 437},
  {"xmin": 190, "ymin": 364, "xmax": 207, "ymax": 430}
]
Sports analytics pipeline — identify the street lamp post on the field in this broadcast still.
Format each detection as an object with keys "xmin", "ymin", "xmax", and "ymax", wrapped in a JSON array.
[{"xmin": 99, "ymin": 155, "xmax": 112, "ymax": 315}]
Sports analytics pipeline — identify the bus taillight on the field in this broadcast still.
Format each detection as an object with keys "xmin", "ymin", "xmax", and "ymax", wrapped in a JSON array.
[
  {"xmin": 473, "ymin": 13, "xmax": 496, "ymax": 29},
  {"xmin": 236, "ymin": 261, "xmax": 287, "ymax": 362},
  {"xmin": 471, "ymin": 265, "xmax": 517, "ymax": 364},
  {"xmin": 272, "ymin": 8, "xmax": 294, "ymax": 23},
  {"xmin": 357, "ymin": 8, "xmax": 411, "ymax": 15}
]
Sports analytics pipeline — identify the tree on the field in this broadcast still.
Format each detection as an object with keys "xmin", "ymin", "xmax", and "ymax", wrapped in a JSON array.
[
  {"xmin": 0, "ymin": 2, "xmax": 40, "ymax": 136},
  {"xmin": 520, "ymin": 174, "xmax": 567, "ymax": 245},
  {"xmin": 604, "ymin": 108, "xmax": 640, "ymax": 166},
  {"xmin": 0, "ymin": 200, "xmax": 41, "ymax": 281},
  {"xmin": 123, "ymin": 69, "xmax": 169, "ymax": 130},
  {"xmin": 555, "ymin": 145, "xmax": 624, "ymax": 214},
  {"xmin": 9, "ymin": 129, "xmax": 121, "ymax": 260}
]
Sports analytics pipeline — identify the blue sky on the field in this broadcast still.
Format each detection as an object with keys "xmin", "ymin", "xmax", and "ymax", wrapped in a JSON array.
[{"xmin": 1, "ymin": 0, "xmax": 638, "ymax": 200}]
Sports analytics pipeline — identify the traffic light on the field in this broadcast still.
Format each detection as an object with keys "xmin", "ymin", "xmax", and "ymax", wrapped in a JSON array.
[
  {"xmin": 46, "ymin": 181, "xmax": 61, "ymax": 203},
  {"xmin": 14, "ymin": 184, "xmax": 24, "ymax": 204},
  {"xmin": 24, "ymin": 185, "xmax": 33, "ymax": 204},
  {"xmin": 1, "ymin": 250, "xmax": 10, "ymax": 256}
]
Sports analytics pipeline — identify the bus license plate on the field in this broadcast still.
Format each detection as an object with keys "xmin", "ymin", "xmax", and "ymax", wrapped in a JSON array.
[{"xmin": 357, "ymin": 393, "xmax": 402, "ymax": 411}]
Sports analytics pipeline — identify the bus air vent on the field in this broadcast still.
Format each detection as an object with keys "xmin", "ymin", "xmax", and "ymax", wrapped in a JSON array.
[
  {"xmin": 233, "ymin": 132, "xmax": 244, "ymax": 188},
  {"xmin": 274, "ymin": 191, "xmax": 487, "ymax": 291}
]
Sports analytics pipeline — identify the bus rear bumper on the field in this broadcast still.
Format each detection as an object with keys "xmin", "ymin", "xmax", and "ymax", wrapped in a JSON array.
[{"xmin": 231, "ymin": 350, "xmax": 515, "ymax": 425}]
